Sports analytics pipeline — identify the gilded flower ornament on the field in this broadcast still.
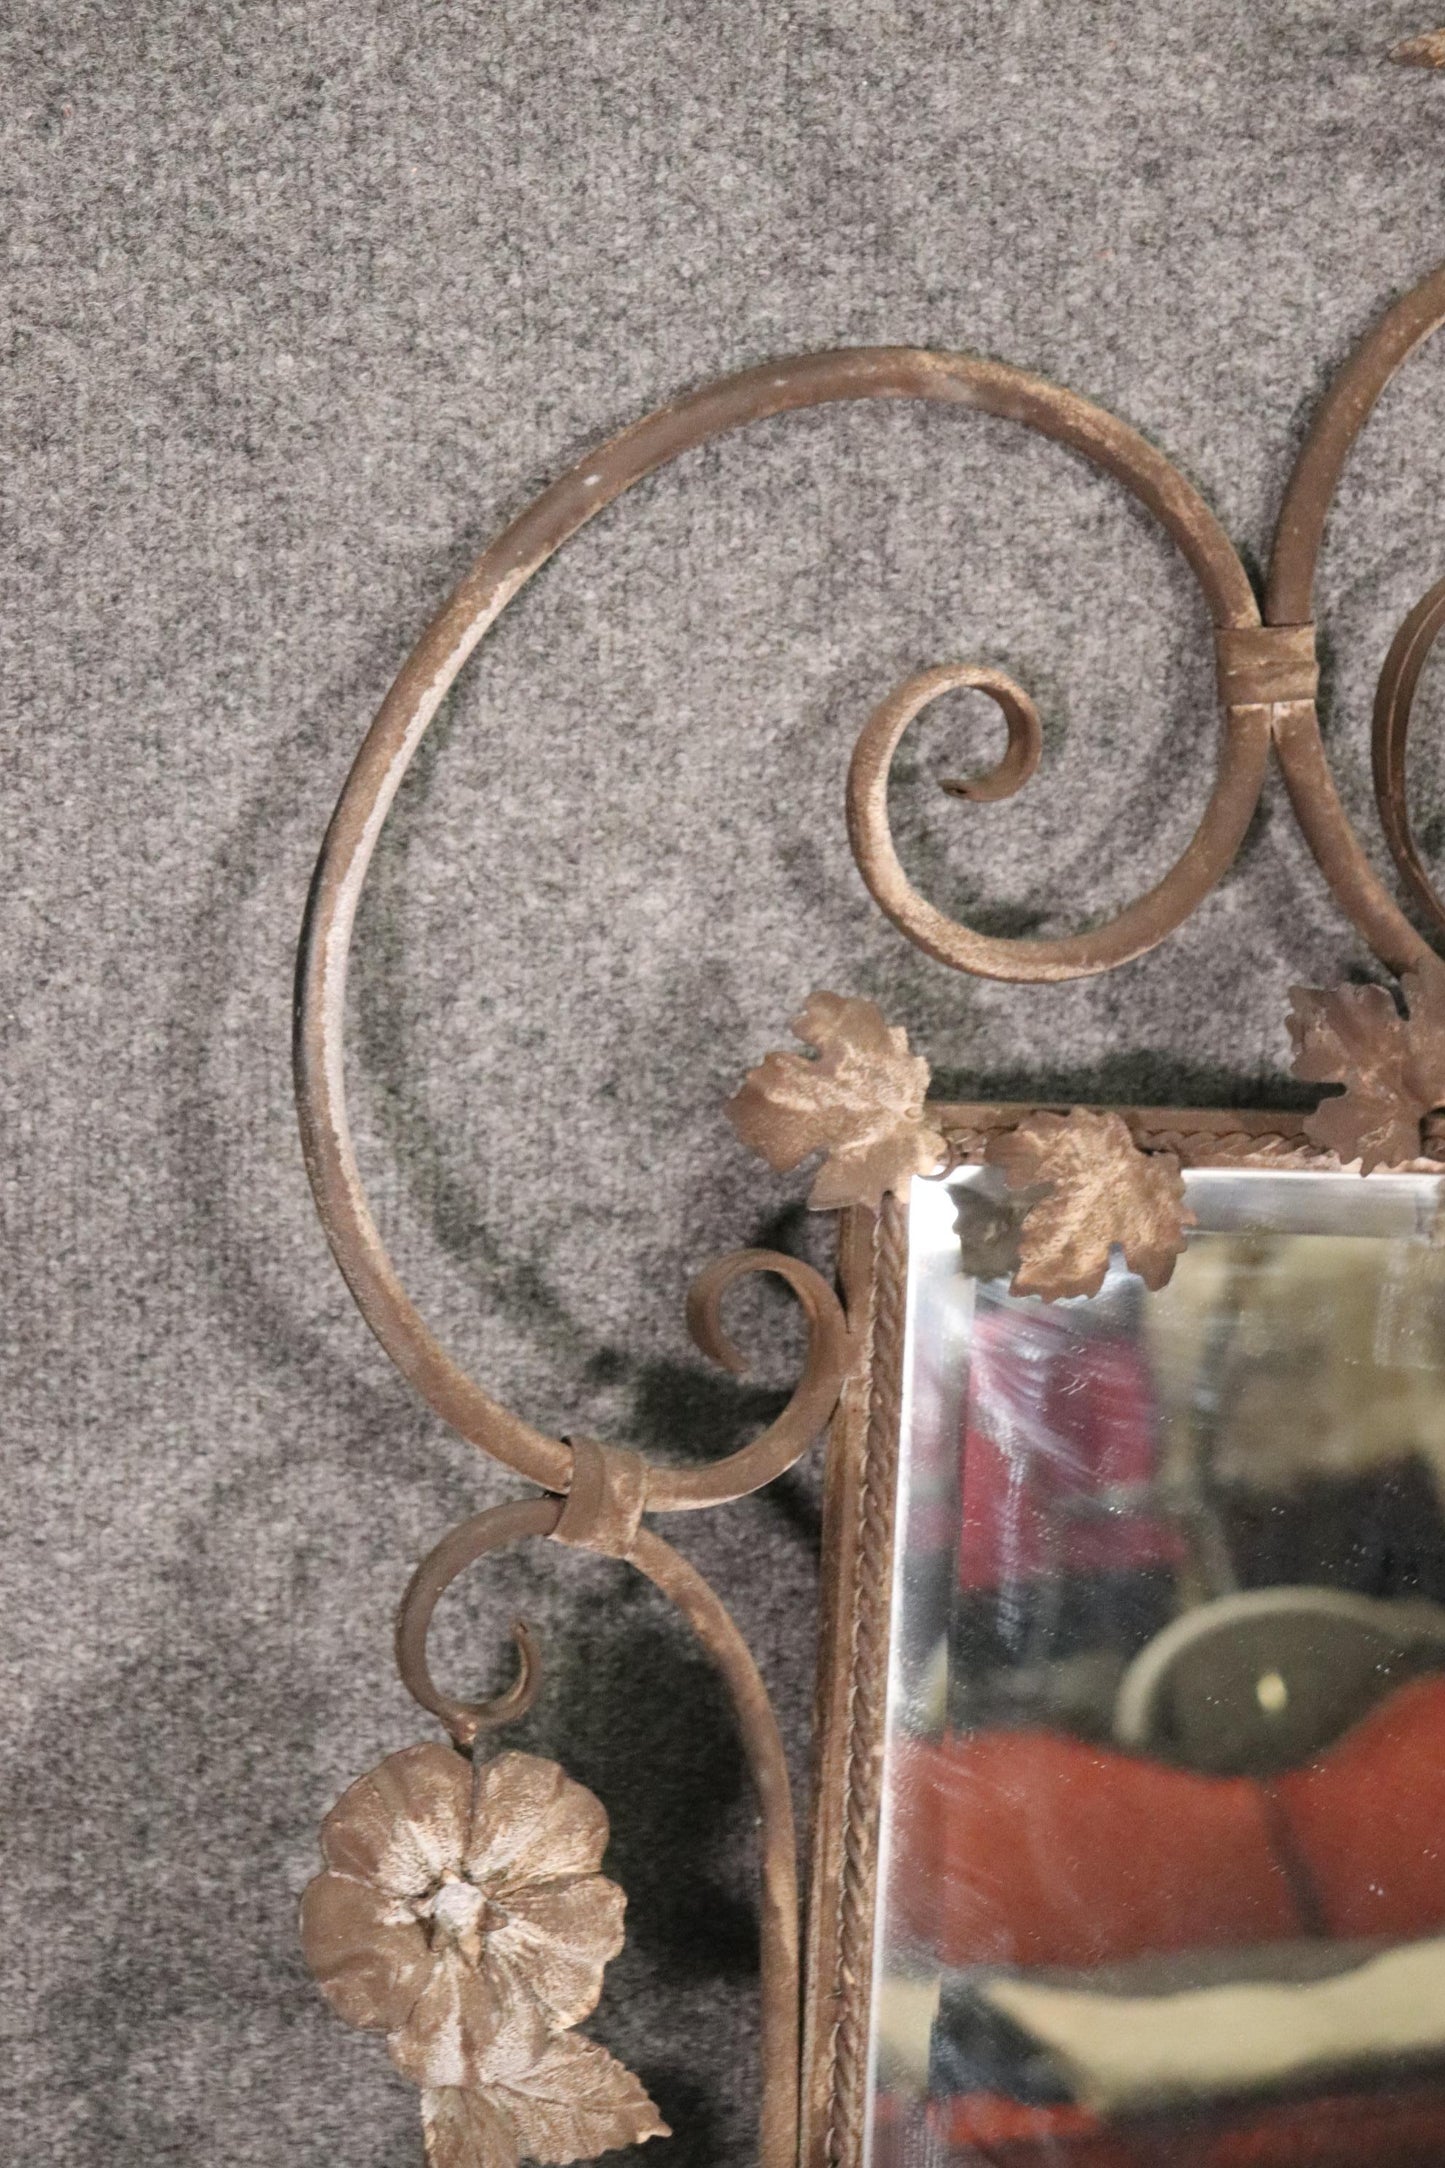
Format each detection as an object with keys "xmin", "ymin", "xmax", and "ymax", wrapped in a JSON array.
[{"xmin": 300, "ymin": 1743, "xmax": 669, "ymax": 2168}]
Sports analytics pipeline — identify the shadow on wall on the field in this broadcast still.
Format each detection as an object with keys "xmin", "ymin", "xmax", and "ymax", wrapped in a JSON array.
[
  {"xmin": 127, "ymin": 669, "xmax": 806, "ymax": 2166},
  {"xmin": 11, "ymin": 1506, "xmax": 770, "ymax": 2167}
]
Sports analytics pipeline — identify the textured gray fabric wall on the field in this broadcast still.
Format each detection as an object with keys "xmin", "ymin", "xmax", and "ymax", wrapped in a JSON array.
[{"xmin": 7, "ymin": 3, "xmax": 1445, "ymax": 2163}]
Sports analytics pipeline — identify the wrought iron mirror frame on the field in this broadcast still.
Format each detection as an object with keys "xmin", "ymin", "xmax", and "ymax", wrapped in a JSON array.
[{"xmin": 293, "ymin": 251, "xmax": 1445, "ymax": 2168}]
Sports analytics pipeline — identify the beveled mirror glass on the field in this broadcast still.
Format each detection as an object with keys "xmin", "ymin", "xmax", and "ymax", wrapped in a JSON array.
[{"xmin": 867, "ymin": 1164, "xmax": 1445, "ymax": 2166}]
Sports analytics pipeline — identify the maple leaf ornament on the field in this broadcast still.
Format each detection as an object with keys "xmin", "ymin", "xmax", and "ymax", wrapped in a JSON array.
[
  {"xmin": 1288, "ymin": 967, "xmax": 1445, "ymax": 1170},
  {"xmin": 726, "ymin": 992, "xmax": 946, "ymax": 1209},
  {"xmin": 986, "ymin": 1108, "xmax": 1194, "ymax": 1301},
  {"xmin": 1393, "ymin": 30, "xmax": 1445, "ymax": 66}
]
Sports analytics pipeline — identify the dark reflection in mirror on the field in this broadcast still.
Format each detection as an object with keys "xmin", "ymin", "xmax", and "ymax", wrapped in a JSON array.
[{"xmin": 871, "ymin": 1168, "xmax": 1445, "ymax": 2168}]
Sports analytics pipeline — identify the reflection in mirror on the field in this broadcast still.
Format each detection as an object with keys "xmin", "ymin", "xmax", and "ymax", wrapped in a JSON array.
[{"xmin": 871, "ymin": 1167, "xmax": 1445, "ymax": 2167}]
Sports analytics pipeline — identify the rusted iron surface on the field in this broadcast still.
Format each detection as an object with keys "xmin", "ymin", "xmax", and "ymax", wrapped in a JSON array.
[
  {"xmin": 1374, "ymin": 575, "xmax": 1445, "ymax": 942},
  {"xmin": 626, "ymin": 1523, "xmax": 803, "ymax": 2168},
  {"xmin": 395, "ymin": 1498, "xmax": 562, "ymax": 1751},
  {"xmin": 931, "ymin": 1100, "xmax": 1333, "ymax": 1162},
  {"xmin": 292, "ymin": 340, "xmax": 1268, "ymax": 1482},
  {"xmin": 295, "ymin": 274, "xmax": 1445, "ymax": 1491},
  {"xmin": 817, "ymin": 1199, "xmax": 908, "ymax": 2168},
  {"xmin": 800, "ymin": 1209, "xmax": 878, "ymax": 2168},
  {"xmin": 846, "ymin": 635, "xmax": 1271, "ymax": 989},
  {"xmin": 1267, "ymin": 260, "xmax": 1445, "ymax": 977},
  {"xmin": 930, "ymin": 665, "xmax": 1043, "ymax": 802}
]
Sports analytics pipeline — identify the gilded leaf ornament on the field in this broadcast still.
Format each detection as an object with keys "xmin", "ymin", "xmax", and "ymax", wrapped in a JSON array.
[
  {"xmin": 985, "ymin": 1108, "xmax": 1195, "ymax": 1301},
  {"xmin": 1393, "ymin": 30, "xmax": 1445, "ymax": 65},
  {"xmin": 1288, "ymin": 968, "xmax": 1445, "ymax": 1171},
  {"xmin": 726, "ymin": 992, "xmax": 946, "ymax": 1208},
  {"xmin": 729, "ymin": 995, "xmax": 1201, "ymax": 1301},
  {"xmin": 300, "ymin": 1744, "xmax": 669, "ymax": 2168}
]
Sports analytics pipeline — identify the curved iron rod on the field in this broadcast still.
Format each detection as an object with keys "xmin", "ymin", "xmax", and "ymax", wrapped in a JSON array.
[
  {"xmin": 395, "ymin": 1494, "xmax": 561, "ymax": 1747},
  {"xmin": 1373, "ymin": 574, "xmax": 1445, "ymax": 942},
  {"xmin": 1267, "ymin": 261, "xmax": 1445, "ymax": 977},
  {"xmin": 1268, "ymin": 263, "xmax": 1445, "ymax": 629},
  {"xmin": 674, "ymin": 1248, "xmax": 851, "ymax": 1506},
  {"xmin": 296, "ymin": 346, "xmax": 1263, "ymax": 1478},
  {"xmin": 394, "ymin": 1494, "xmax": 801, "ymax": 2168},
  {"xmin": 848, "ymin": 660, "xmax": 1271, "ymax": 983},
  {"xmin": 628, "ymin": 1523, "xmax": 800, "ymax": 2168},
  {"xmin": 932, "ymin": 664, "xmax": 1043, "ymax": 803}
]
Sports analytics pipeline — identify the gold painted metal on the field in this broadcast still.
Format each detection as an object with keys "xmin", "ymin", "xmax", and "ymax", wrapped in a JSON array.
[
  {"xmin": 939, "ymin": 1100, "xmax": 1437, "ymax": 1164},
  {"xmin": 386, "ymin": 1438, "xmax": 832, "ymax": 2168},
  {"xmin": 729, "ymin": 993, "xmax": 1208, "ymax": 1300}
]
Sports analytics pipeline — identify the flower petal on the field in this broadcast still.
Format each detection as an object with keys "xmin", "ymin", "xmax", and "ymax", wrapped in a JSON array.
[
  {"xmin": 299, "ymin": 1870, "xmax": 432, "ymax": 2032},
  {"xmin": 486, "ymin": 1874, "xmax": 627, "ymax": 2029},
  {"xmin": 321, "ymin": 1743, "xmax": 472, "ymax": 1898},
  {"xmin": 466, "ymin": 1752, "xmax": 609, "ymax": 1890},
  {"xmin": 490, "ymin": 2032, "xmax": 670, "ymax": 2163},
  {"xmin": 388, "ymin": 1947, "xmax": 549, "ymax": 2091},
  {"xmin": 422, "ymin": 2087, "xmax": 519, "ymax": 2168}
]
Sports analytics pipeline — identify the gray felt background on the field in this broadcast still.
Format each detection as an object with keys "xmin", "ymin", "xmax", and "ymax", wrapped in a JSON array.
[{"xmin": 6, "ymin": 4, "xmax": 1445, "ymax": 2163}]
